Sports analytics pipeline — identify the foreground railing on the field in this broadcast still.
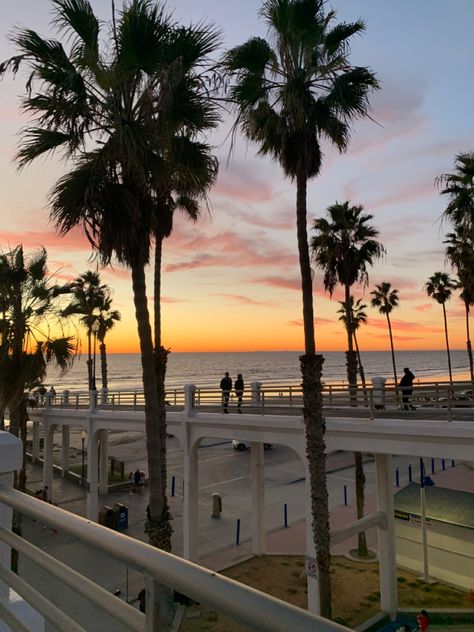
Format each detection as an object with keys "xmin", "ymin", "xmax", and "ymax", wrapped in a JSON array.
[{"xmin": 0, "ymin": 484, "xmax": 350, "ymax": 632}]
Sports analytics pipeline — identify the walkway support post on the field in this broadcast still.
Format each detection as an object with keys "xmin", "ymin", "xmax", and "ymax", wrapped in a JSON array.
[
  {"xmin": 43, "ymin": 422, "xmax": 56, "ymax": 503},
  {"xmin": 375, "ymin": 453, "xmax": 397, "ymax": 617},
  {"xmin": 61, "ymin": 425, "xmax": 70, "ymax": 477},
  {"xmin": 86, "ymin": 426, "xmax": 99, "ymax": 521},
  {"xmin": 99, "ymin": 429, "xmax": 109, "ymax": 495},
  {"xmin": 250, "ymin": 442, "xmax": 265, "ymax": 555},
  {"xmin": 371, "ymin": 377, "xmax": 386, "ymax": 411},
  {"xmin": 32, "ymin": 421, "xmax": 40, "ymax": 462},
  {"xmin": 183, "ymin": 427, "xmax": 199, "ymax": 561}
]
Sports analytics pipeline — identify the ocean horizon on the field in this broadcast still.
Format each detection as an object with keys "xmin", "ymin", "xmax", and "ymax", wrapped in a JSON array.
[{"xmin": 46, "ymin": 349, "xmax": 472, "ymax": 393}]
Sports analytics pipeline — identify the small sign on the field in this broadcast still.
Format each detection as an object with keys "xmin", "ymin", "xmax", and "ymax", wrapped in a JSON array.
[
  {"xmin": 304, "ymin": 556, "xmax": 319, "ymax": 579},
  {"xmin": 409, "ymin": 514, "xmax": 433, "ymax": 529}
]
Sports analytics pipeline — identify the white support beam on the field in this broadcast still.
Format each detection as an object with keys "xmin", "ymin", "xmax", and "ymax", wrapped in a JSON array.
[
  {"xmin": 331, "ymin": 511, "xmax": 386, "ymax": 546},
  {"xmin": 86, "ymin": 427, "xmax": 99, "ymax": 521},
  {"xmin": 43, "ymin": 423, "xmax": 56, "ymax": 503},
  {"xmin": 183, "ymin": 439, "xmax": 198, "ymax": 562},
  {"xmin": 375, "ymin": 453, "xmax": 398, "ymax": 617},
  {"xmin": 98, "ymin": 430, "xmax": 108, "ymax": 495},
  {"xmin": 32, "ymin": 421, "xmax": 40, "ymax": 462},
  {"xmin": 250, "ymin": 442, "xmax": 265, "ymax": 555},
  {"xmin": 61, "ymin": 425, "xmax": 70, "ymax": 477}
]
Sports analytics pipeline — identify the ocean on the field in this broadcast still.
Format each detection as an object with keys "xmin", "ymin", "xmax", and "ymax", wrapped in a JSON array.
[{"xmin": 46, "ymin": 349, "xmax": 471, "ymax": 392}]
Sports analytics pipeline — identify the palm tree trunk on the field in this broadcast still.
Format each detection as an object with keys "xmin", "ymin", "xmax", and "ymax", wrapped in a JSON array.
[
  {"xmin": 355, "ymin": 451, "xmax": 368, "ymax": 557},
  {"xmin": 442, "ymin": 303, "xmax": 453, "ymax": 384},
  {"xmin": 131, "ymin": 261, "xmax": 174, "ymax": 627},
  {"xmin": 344, "ymin": 286, "xmax": 358, "ymax": 405},
  {"xmin": 386, "ymin": 314, "xmax": 398, "ymax": 387},
  {"xmin": 87, "ymin": 330, "xmax": 93, "ymax": 391},
  {"xmin": 296, "ymin": 173, "xmax": 331, "ymax": 618},
  {"xmin": 99, "ymin": 342, "xmax": 108, "ymax": 390},
  {"xmin": 464, "ymin": 301, "xmax": 474, "ymax": 384},
  {"xmin": 354, "ymin": 331, "xmax": 368, "ymax": 401}
]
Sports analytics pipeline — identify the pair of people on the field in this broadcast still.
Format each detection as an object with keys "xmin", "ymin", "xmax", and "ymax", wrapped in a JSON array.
[{"xmin": 220, "ymin": 372, "xmax": 244, "ymax": 413}]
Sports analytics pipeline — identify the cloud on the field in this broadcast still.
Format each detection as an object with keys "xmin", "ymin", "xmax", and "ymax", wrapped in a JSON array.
[
  {"xmin": 212, "ymin": 162, "xmax": 276, "ymax": 204},
  {"xmin": 288, "ymin": 317, "xmax": 336, "ymax": 327},
  {"xmin": 209, "ymin": 293, "xmax": 274, "ymax": 307},
  {"xmin": 1, "ymin": 227, "xmax": 89, "ymax": 252}
]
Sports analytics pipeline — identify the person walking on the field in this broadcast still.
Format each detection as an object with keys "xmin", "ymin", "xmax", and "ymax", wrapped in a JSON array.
[
  {"xmin": 220, "ymin": 372, "xmax": 232, "ymax": 413},
  {"xmin": 234, "ymin": 374, "xmax": 244, "ymax": 413},
  {"xmin": 399, "ymin": 367, "xmax": 415, "ymax": 410}
]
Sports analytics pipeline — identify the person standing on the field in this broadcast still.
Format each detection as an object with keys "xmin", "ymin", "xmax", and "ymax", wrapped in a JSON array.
[
  {"xmin": 399, "ymin": 367, "xmax": 415, "ymax": 410},
  {"xmin": 220, "ymin": 372, "xmax": 232, "ymax": 413},
  {"xmin": 416, "ymin": 609, "xmax": 430, "ymax": 631},
  {"xmin": 234, "ymin": 374, "xmax": 244, "ymax": 413}
]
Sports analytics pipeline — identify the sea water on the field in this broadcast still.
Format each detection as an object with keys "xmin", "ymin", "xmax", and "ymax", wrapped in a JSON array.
[{"xmin": 46, "ymin": 349, "xmax": 471, "ymax": 392}]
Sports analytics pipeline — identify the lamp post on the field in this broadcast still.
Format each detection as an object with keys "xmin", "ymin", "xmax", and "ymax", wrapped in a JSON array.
[
  {"xmin": 81, "ymin": 430, "xmax": 86, "ymax": 486},
  {"xmin": 91, "ymin": 319, "xmax": 99, "ymax": 391}
]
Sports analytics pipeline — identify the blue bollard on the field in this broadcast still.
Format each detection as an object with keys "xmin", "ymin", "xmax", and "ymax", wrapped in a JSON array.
[
  {"xmin": 284, "ymin": 503, "xmax": 288, "ymax": 528},
  {"xmin": 395, "ymin": 467, "xmax": 400, "ymax": 487},
  {"xmin": 344, "ymin": 484, "xmax": 348, "ymax": 506},
  {"xmin": 171, "ymin": 475, "xmax": 176, "ymax": 497},
  {"xmin": 442, "ymin": 459, "xmax": 446, "ymax": 471},
  {"xmin": 236, "ymin": 518, "xmax": 241, "ymax": 546},
  {"xmin": 408, "ymin": 464, "xmax": 412, "ymax": 483},
  {"xmin": 431, "ymin": 458, "xmax": 435, "ymax": 474}
]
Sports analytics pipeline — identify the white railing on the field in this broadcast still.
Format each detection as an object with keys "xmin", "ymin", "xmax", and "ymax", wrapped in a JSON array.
[
  {"xmin": 31, "ymin": 380, "xmax": 473, "ymax": 420},
  {"xmin": 0, "ymin": 484, "xmax": 351, "ymax": 632}
]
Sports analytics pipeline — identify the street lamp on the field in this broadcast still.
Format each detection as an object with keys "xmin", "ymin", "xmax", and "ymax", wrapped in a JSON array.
[
  {"xmin": 81, "ymin": 430, "xmax": 86, "ymax": 486},
  {"xmin": 91, "ymin": 319, "xmax": 99, "ymax": 391}
]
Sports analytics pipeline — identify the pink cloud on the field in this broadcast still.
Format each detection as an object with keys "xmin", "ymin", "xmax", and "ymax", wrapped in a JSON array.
[
  {"xmin": 212, "ymin": 164, "xmax": 275, "ymax": 204},
  {"xmin": 210, "ymin": 293, "xmax": 274, "ymax": 307},
  {"xmin": 1, "ymin": 227, "xmax": 89, "ymax": 252}
]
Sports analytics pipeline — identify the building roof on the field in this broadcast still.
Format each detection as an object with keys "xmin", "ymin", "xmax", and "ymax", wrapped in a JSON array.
[{"xmin": 394, "ymin": 483, "xmax": 474, "ymax": 530}]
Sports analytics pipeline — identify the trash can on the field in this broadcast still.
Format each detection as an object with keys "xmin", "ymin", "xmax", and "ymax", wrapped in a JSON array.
[
  {"xmin": 114, "ymin": 503, "xmax": 129, "ymax": 530},
  {"xmin": 99, "ymin": 505, "xmax": 115, "ymax": 529}
]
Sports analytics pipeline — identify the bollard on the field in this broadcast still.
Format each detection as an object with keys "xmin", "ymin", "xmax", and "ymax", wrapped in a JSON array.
[
  {"xmin": 211, "ymin": 493, "xmax": 222, "ymax": 519},
  {"xmin": 395, "ymin": 467, "xmax": 400, "ymax": 488},
  {"xmin": 236, "ymin": 518, "xmax": 241, "ymax": 546},
  {"xmin": 344, "ymin": 484, "xmax": 348, "ymax": 506},
  {"xmin": 284, "ymin": 503, "xmax": 288, "ymax": 528},
  {"xmin": 442, "ymin": 458, "xmax": 446, "ymax": 471},
  {"xmin": 452, "ymin": 459, "xmax": 455, "ymax": 467},
  {"xmin": 431, "ymin": 458, "xmax": 435, "ymax": 474},
  {"xmin": 171, "ymin": 475, "xmax": 176, "ymax": 497},
  {"xmin": 182, "ymin": 481, "xmax": 185, "ymax": 497},
  {"xmin": 408, "ymin": 464, "xmax": 412, "ymax": 483}
]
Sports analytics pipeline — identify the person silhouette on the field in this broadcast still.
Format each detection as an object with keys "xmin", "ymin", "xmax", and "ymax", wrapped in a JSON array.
[
  {"xmin": 399, "ymin": 367, "xmax": 415, "ymax": 410},
  {"xmin": 234, "ymin": 374, "xmax": 244, "ymax": 413},
  {"xmin": 220, "ymin": 372, "xmax": 232, "ymax": 413}
]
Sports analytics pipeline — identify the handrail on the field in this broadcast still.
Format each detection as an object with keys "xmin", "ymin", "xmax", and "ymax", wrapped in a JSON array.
[{"xmin": 0, "ymin": 484, "xmax": 352, "ymax": 632}]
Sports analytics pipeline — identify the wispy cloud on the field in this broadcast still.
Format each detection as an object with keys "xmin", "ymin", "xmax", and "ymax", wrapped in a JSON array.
[{"xmin": 210, "ymin": 293, "xmax": 274, "ymax": 307}]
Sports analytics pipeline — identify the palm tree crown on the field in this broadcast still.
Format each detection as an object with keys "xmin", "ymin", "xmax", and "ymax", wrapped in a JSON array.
[
  {"xmin": 425, "ymin": 272, "xmax": 457, "ymax": 304},
  {"xmin": 436, "ymin": 151, "xmax": 474, "ymax": 228},
  {"xmin": 370, "ymin": 282, "xmax": 399, "ymax": 315}
]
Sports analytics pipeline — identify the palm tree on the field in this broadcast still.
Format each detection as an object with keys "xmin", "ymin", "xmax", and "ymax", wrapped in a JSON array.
[
  {"xmin": 425, "ymin": 272, "xmax": 457, "ymax": 384},
  {"xmin": 370, "ymin": 282, "xmax": 400, "ymax": 386},
  {"xmin": 436, "ymin": 152, "xmax": 474, "ymax": 229},
  {"xmin": 0, "ymin": 245, "xmax": 74, "ymax": 491},
  {"xmin": 224, "ymin": 1, "xmax": 378, "ymax": 615},
  {"xmin": 337, "ymin": 297, "xmax": 368, "ymax": 390},
  {"xmin": 97, "ymin": 302, "xmax": 121, "ymax": 391},
  {"xmin": 62, "ymin": 271, "xmax": 108, "ymax": 390},
  {"xmin": 2, "ymin": 2, "xmax": 220, "ymax": 623},
  {"xmin": 311, "ymin": 201, "xmax": 383, "ymax": 559},
  {"xmin": 444, "ymin": 227, "xmax": 474, "ymax": 383},
  {"xmin": 311, "ymin": 202, "xmax": 384, "ymax": 394}
]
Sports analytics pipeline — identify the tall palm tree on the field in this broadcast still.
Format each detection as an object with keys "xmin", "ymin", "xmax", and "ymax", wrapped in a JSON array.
[
  {"xmin": 62, "ymin": 271, "xmax": 108, "ymax": 390},
  {"xmin": 311, "ymin": 201, "xmax": 383, "ymax": 559},
  {"xmin": 444, "ymin": 227, "xmax": 474, "ymax": 383},
  {"xmin": 311, "ymin": 201, "xmax": 384, "ymax": 393},
  {"xmin": 425, "ymin": 272, "xmax": 457, "ymax": 384},
  {"xmin": 96, "ymin": 298, "xmax": 121, "ymax": 391},
  {"xmin": 337, "ymin": 296, "xmax": 368, "ymax": 390},
  {"xmin": 0, "ymin": 245, "xmax": 74, "ymax": 491},
  {"xmin": 224, "ymin": 1, "xmax": 378, "ymax": 615},
  {"xmin": 370, "ymin": 282, "xmax": 400, "ymax": 386},
  {"xmin": 2, "ymin": 2, "xmax": 220, "ymax": 624}
]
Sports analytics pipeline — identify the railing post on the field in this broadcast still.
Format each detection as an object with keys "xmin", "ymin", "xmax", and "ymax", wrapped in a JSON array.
[
  {"xmin": 371, "ymin": 376, "xmax": 386, "ymax": 411},
  {"xmin": 62, "ymin": 389, "xmax": 70, "ymax": 407},
  {"xmin": 329, "ymin": 385, "xmax": 333, "ymax": 408},
  {"xmin": 251, "ymin": 381, "xmax": 262, "ymax": 406},
  {"xmin": 100, "ymin": 388, "xmax": 108, "ymax": 406},
  {"xmin": 289, "ymin": 386, "xmax": 293, "ymax": 406},
  {"xmin": 184, "ymin": 384, "xmax": 197, "ymax": 416},
  {"xmin": 369, "ymin": 390, "xmax": 374, "ymax": 420}
]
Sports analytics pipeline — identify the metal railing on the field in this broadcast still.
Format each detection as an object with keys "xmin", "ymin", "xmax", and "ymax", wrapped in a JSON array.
[{"xmin": 0, "ymin": 484, "xmax": 350, "ymax": 632}]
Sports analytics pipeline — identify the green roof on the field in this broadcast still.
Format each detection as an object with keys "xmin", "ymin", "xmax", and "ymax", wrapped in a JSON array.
[{"xmin": 394, "ymin": 483, "xmax": 474, "ymax": 530}]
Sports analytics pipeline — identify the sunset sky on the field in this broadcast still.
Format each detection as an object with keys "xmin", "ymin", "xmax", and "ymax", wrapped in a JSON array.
[{"xmin": 1, "ymin": 1, "xmax": 473, "ymax": 354}]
